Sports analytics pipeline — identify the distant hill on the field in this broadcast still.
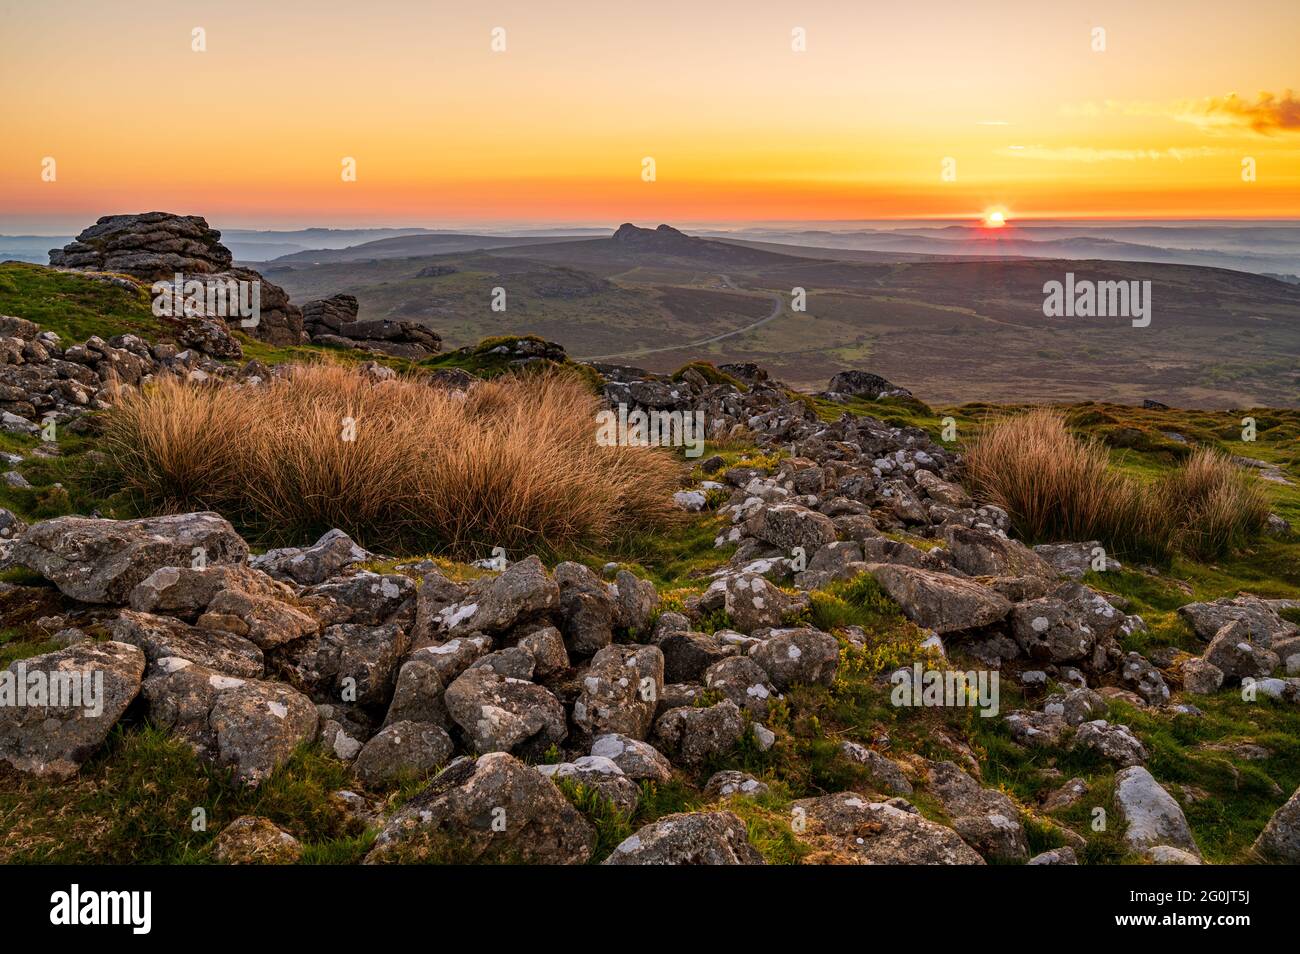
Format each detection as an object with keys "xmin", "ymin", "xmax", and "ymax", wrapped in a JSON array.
[
  {"xmin": 0, "ymin": 234, "xmax": 74, "ymax": 264},
  {"xmin": 486, "ymin": 223, "xmax": 812, "ymax": 269},
  {"xmin": 223, "ymin": 227, "xmax": 440, "ymax": 261},
  {"xmin": 697, "ymin": 224, "xmax": 1300, "ymax": 277},
  {"xmin": 264, "ymin": 223, "xmax": 1300, "ymax": 408},
  {"xmin": 264, "ymin": 234, "xmax": 576, "ymax": 265}
]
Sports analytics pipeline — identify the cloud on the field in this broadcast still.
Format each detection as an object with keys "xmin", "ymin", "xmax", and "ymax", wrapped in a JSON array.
[
  {"xmin": 999, "ymin": 145, "xmax": 1224, "ymax": 162},
  {"xmin": 1063, "ymin": 91, "xmax": 1300, "ymax": 135},
  {"xmin": 1176, "ymin": 91, "xmax": 1300, "ymax": 134}
]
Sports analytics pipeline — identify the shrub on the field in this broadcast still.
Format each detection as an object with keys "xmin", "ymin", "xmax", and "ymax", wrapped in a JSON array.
[
  {"xmin": 1159, "ymin": 447, "xmax": 1271, "ymax": 559},
  {"xmin": 963, "ymin": 409, "xmax": 1171, "ymax": 560},
  {"xmin": 101, "ymin": 363, "xmax": 684, "ymax": 554},
  {"xmin": 965, "ymin": 410, "xmax": 1271, "ymax": 562}
]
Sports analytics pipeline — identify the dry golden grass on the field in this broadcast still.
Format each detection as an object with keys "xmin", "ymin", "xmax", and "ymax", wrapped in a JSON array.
[
  {"xmin": 964, "ymin": 410, "xmax": 1270, "ymax": 561},
  {"xmin": 1160, "ymin": 446, "xmax": 1271, "ymax": 559},
  {"xmin": 102, "ymin": 363, "xmax": 685, "ymax": 554},
  {"xmin": 964, "ymin": 409, "xmax": 1171, "ymax": 559}
]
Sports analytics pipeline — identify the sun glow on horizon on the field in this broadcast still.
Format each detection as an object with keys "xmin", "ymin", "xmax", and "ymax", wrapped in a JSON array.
[{"xmin": 1, "ymin": 0, "xmax": 1299, "ymax": 227}]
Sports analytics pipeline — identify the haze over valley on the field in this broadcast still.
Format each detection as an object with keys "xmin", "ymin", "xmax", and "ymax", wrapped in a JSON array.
[{"xmin": 247, "ymin": 220, "xmax": 1300, "ymax": 407}]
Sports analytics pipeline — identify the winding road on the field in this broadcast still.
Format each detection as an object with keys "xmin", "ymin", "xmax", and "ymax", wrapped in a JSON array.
[{"xmin": 582, "ymin": 274, "xmax": 785, "ymax": 361}]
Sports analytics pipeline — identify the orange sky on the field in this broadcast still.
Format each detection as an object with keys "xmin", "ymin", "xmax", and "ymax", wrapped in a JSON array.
[{"xmin": 2, "ymin": 0, "xmax": 1298, "ymax": 230}]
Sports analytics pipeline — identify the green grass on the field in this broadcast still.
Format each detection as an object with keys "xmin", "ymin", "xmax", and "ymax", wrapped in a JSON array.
[
  {"xmin": 233, "ymin": 332, "xmax": 420, "ymax": 373},
  {"xmin": 0, "ymin": 727, "xmax": 369, "ymax": 864},
  {"xmin": 557, "ymin": 756, "xmax": 813, "ymax": 864},
  {"xmin": 961, "ymin": 677, "xmax": 1300, "ymax": 864},
  {"xmin": 813, "ymin": 394, "xmax": 941, "ymax": 434},
  {"xmin": 0, "ymin": 631, "xmax": 61, "ymax": 668},
  {"xmin": 608, "ymin": 513, "xmax": 734, "ymax": 590},
  {"xmin": 724, "ymin": 787, "xmax": 815, "ymax": 864},
  {"xmin": 0, "ymin": 432, "xmax": 128, "ymax": 522},
  {"xmin": 1118, "ymin": 695, "xmax": 1300, "ymax": 863},
  {"xmin": 419, "ymin": 339, "xmax": 607, "ymax": 395},
  {"xmin": 554, "ymin": 778, "xmax": 636, "ymax": 862},
  {"xmin": 0, "ymin": 577, "xmax": 75, "ymax": 666},
  {"xmin": 806, "ymin": 572, "xmax": 907, "ymax": 635},
  {"xmin": 0, "ymin": 262, "xmax": 168, "ymax": 343},
  {"xmin": 695, "ymin": 608, "xmax": 734, "ymax": 634}
]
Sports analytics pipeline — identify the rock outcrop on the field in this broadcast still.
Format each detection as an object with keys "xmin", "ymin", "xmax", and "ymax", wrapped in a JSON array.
[
  {"xmin": 603, "ymin": 811, "xmax": 765, "ymax": 865},
  {"xmin": 13, "ymin": 512, "xmax": 249, "ymax": 604},
  {"xmin": 823, "ymin": 369, "xmax": 912, "ymax": 400},
  {"xmin": 212, "ymin": 816, "xmax": 303, "ymax": 864},
  {"xmin": 50, "ymin": 213, "xmax": 306, "ymax": 346},
  {"xmin": 0, "ymin": 641, "xmax": 145, "ymax": 777},
  {"xmin": 49, "ymin": 212, "xmax": 233, "ymax": 277},
  {"xmin": 366, "ymin": 753, "xmax": 596, "ymax": 864},
  {"xmin": 141, "ymin": 657, "xmax": 318, "ymax": 786},
  {"xmin": 302, "ymin": 293, "xmax": 442, "ymax": 358},
  {"xmin": 1114, "ymin": 766, "xmax": 1201, "ymax": 860},
  {"xmin": 793, "ymin": 793, "xmax": 985, "ymax": 865},
  {"xmin": 0, "ymin": 318, "xmax": 255, "ymax": 432},
  {"xmin": 1254, "ymin": 784, "xmax": 1300, "ymax": 863}
]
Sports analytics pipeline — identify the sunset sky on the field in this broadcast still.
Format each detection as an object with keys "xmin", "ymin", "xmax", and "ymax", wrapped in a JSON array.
[{"xmin": 2, "ymin": 0, "xmax": 1298, "ymax": 230}]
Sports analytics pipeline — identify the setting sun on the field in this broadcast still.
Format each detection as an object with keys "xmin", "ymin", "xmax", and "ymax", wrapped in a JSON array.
[{"xmin": 982, "ymin": 210, "xmax": 1007, "ymax": 228}]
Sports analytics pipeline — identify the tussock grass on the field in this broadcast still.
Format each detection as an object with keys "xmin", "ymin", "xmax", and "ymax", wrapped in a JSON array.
[
  {"xmin": 964, "ymin": 409, "xmax": 1171, "ymax": 559},
  {"xmin": 101, "ymin": 363, "xmax": 684, "ymax": 554},
  {"xmin": 1161, "ymin": 446, "xmax": 1271, "ymax": 560},
  {"xmin": 965, "ymin": 410, "xmax": 1271, "ymax": 562}
]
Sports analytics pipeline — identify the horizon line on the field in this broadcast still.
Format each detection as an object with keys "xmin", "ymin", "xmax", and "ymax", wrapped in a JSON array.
[{"xmin": 6, "ymin": 213, "xmax": 1300, "ymax": 237}]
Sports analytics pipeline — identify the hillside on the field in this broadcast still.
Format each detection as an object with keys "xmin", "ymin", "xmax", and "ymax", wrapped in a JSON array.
[
  {"xmin": 265, "ymin": 249, "xmax": 784, "ymax": 362},
  {"xmin": 699, "ymin": 223, "xmax": 1300, "ymax": 276},
  {"xmin": 1, "ymin": 258, "xmax": 1299, "ymax": 868},
  {"xmin": 485, "ymin": 223, "xmax": 809, "ymax": 269},
  {"xmin": 263, "ymin": 233, "xmax": 575, "ymax": 265},
  {"xmin": 266, "ymin": 225, "xmax": 1300, "ymax": 407}
]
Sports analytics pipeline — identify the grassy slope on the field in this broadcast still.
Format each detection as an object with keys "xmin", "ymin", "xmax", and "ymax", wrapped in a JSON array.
[
  {"xmin": 1, "ymin": 267, "xmax": 1297, "ymax": 863},
  {"xmin": 266, "ymin": 254, "xmax": 775, "ymax": 360},
  {"xmin": 0, "ymin": 262, "xmax": 169, "ymax": 343},
  {"xmin": 264, "ymin": 252, "xmax": 1300, "ymax": 404}
]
